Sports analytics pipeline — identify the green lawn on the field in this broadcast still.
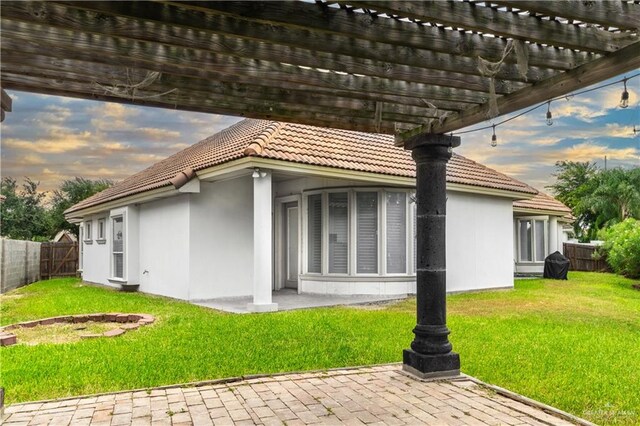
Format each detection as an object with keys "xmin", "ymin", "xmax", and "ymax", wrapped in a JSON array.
[{"xmin": 1, "ymin": 272, "xmax": 638, "ymax": 425}]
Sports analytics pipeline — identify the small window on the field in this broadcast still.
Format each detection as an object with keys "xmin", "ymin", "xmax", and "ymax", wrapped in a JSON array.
[
  {"xmin": 97, "ymin": 218, "xmax": 106, "ymax": 242},
  {"xmin": 84, "ymin": 221, "xmax": 92, "ymax": 242},
  {"xmin": 112, "ymin": 216, "xmax": 125, "ymax": 279}
]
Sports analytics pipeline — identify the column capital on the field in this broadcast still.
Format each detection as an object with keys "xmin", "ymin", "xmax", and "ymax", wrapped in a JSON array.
[{"xmin": 404, "ymin": 133, "xmax": 461, "ymax": 151}]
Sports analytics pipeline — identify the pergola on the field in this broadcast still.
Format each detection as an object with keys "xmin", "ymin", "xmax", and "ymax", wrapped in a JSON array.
[{"xmin": 1, "ymin": 0, "xmax": 638, "ymax": 378}]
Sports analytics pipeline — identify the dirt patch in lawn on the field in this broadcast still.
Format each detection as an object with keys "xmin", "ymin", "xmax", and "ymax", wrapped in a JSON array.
[
  {"xmin": 1, "ymin": 313, "xmax": 156, "ymax": 347},
  {"xmin": 12, "ymin": 322, "xmax": 124, "ymax": 345}
]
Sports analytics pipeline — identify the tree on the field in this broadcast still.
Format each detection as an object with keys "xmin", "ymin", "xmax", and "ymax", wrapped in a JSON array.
[
  {"xmin": 547, "ymin": 162, "xmax": 640, "ymax": 241},
  {"xmin": 546, "ymin": 161, "xmax": 598, "ymax": 241},
  {"xmin": 48, "ymin": 177, "xmax": 113, "ymax": 237},
  {"xmin": 587, "ymin": 168, "xmax": 640, "ymax": 229},
  {"xmin": 0, "ymin": 177, "xmax": 51, "ymax": 241}
]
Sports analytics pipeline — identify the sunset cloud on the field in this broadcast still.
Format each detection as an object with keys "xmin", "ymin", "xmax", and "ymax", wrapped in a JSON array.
[{"xmin": 1, "ymin": 73, "xmax": 638, "ymax": 195}]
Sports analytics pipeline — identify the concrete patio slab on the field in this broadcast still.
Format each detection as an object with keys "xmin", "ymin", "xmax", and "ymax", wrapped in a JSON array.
[
  {"xmin": 193, "ymin": 289, "xmax": 406, "ymax": 313},
  {"xmin": 2, "ymin": 364, "xmax": 595, "ymax": 426}
]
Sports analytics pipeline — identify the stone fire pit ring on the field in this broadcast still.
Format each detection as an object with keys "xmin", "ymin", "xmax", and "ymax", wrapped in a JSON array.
[{"xmin": 0, "ymin": 313, "xmax": 155, "ymax": 346}]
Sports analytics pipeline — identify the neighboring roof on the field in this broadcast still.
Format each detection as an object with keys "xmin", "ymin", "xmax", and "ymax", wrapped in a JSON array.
[
  {"xmin": 67, "ymin": 119, "xmax": 537, "ymax": 214},
  {"xmin": 513, "ymin": 191, "xmax": 572, "ymax": 215},
  {"xmin": 52, "ymin": 230, "xmax": 77, "ymax": 242}
]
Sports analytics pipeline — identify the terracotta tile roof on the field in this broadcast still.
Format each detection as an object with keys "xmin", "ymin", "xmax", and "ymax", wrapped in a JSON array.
[
  {"xmin": 513, "ymin": 191, "xmax": 572, "ymax": 214},
  {"xmin": 67, "ymin": 119, "xmax": 537, "ymax": 214}
]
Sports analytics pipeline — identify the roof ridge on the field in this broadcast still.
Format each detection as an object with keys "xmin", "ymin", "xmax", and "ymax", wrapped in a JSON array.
[{"xmin": 243, "ymin": 121, "xmax": 284, "ymax": 156}]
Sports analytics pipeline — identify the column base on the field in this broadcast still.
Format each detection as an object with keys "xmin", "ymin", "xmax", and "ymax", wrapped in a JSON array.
[
  {"xmin": 403, "ymin": 349, "xmax": 460, "ymax": 379},
  {"xmin": 247, "ymin": 303, "xmax": 278, "ymax": 313}
]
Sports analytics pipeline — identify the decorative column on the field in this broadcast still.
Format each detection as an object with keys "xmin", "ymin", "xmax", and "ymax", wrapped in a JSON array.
[
  {"xmin": 403, "ymin": 134, "xmax": 461, "ymax": 379},
  {"xmin": 248, "ymin": 169, "xmax": 278, "ymax": 312},
  {"xmin": 549, "ymin": 216, "xmax": 559, "ymax": 254}
]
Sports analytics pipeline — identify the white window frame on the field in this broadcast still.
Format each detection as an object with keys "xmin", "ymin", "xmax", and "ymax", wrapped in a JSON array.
[
  {"xmin": 83, "ymin": 220, "xmax": 93, "ymax": 244},
  {"xmin": 517, "ymin": 216, "xmax": 548, "ymax": 263},
  {"xmin": 96, "ymin": 218, "xmax": 106, "ymax": 243},
  {"xmin": 110, "ymin": 214, "xmax": 126, "ymax": 281},
  {"xmin": 303, "ymin": 187, "xmax": 413, "ymax": 277}
]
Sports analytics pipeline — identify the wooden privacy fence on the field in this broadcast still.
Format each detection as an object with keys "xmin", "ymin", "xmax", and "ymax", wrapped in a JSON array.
[
  {"xmin": 563, "ymin": 242, "xmax": 610, "ymax": 272},
  {"xmin": 40, "ymin": 242, "xmax": 78, "ymax": 279}
]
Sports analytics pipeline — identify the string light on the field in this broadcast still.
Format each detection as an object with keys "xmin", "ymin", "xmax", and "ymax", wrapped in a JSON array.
[
  {"xmin": 490, "ymin": 125, "xmax": 497, "ymax": 147},
  {"xmin": 449, "ymin": 73, "xmax": 639, "ymax": 143},
  {"xmin": 620, "ymin": 78, "xmax": 629, "ymax": 108}
]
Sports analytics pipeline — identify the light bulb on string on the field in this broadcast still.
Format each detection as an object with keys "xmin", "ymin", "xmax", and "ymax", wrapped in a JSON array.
[
  {"xmin": 620, "ymin": 78, "xmax": 629, "ymax": 108},
  {"xmin": 546, "ymin": 101, "xmax": 553, "ymax": 126},
  {"xmin": 491, "ymin": 125, "xmax": 497, "ymax": 147}
]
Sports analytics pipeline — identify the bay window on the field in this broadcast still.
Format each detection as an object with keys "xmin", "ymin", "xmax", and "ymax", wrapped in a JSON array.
[{"xmin": 305, "ymin": 188, "xmax": 412, "ymax": 276}]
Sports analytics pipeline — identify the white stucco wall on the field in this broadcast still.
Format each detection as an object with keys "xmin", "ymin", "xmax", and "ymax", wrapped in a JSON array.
[
  {"xmin": 188, "ymin": 177, "xmax": 254, "ymax": 300},
  {"xmin": 138, "ymin": 196, "xmax": 191, "ymax": 299},
  {"xmin": 446, "ymin": 192, "xmax": 514, "ymax": 292},
  {"xmin": 81, "ymin": 214, "xmax": 113, "ymax": 287}
]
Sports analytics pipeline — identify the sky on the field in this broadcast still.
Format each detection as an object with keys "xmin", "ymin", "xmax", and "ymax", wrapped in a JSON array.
[{"xmin": 1, "ymin": 72, "xmax": 638, "ymax": 196}]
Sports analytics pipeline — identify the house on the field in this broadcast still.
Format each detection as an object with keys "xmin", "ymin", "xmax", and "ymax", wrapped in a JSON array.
[
  {"xmin": 66, "ymin": 119, "xmax": 570, "ymax": 311},
  {"xmin": 513, "ymin": 192, "xmax": 573, "ymax": 274}
]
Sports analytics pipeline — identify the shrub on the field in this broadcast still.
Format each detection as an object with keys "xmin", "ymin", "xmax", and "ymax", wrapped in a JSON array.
[{"xmin": 599, "ymin": 218, "xmax": 640, "ymax": 278}]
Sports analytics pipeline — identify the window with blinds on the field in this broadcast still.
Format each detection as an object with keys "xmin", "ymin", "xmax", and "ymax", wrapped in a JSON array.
[
  {"xmin": 307, "ymin": 194, "xmax": 322, "ymax": 273},
  {"xmin": 328, "ymin": 192, "xmax": 348, "ymax": 273},
  {"xmin": 356, "ymin": 192, "xmax": 378, "ymax": 273},
  {"xmin": 112, "ymin": 216, "xmax": 125, "ymax": 279},
  {"xmin": 304, "ymin": 189, "xmax": 413, "ymax": 276},
  {"xmin": 386, "ymin": 192, "xmax": 407, "ymax": 273}
]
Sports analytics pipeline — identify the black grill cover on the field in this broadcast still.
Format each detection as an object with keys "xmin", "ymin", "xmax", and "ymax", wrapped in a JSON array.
[{"xmin": 543, "ymin": 251, "xmax": 570, "ymax": 280}]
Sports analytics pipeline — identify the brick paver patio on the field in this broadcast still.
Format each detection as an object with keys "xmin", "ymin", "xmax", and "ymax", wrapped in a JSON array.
[{"xmin": 2, "ymin": 364, "xmax": 592, "ymax": 426}]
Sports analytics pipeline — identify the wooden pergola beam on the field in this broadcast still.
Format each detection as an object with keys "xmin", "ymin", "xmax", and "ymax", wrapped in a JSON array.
[
  {"xmin": 349, "ymin": 1, "xmax": 636, "ymax": 53},
  {"xmin": 427, "ymin": 41, "xmax": 640, "ymax": 136},
  {"xmin": 493, "ymin": 1, "xmax": 640, "ymax": 31},
  {"xmin": 0, "ymin": 65, "xmax": 437, "ymax": 127},
  {"xmin": 1, "ymin": 76, "xmax": 410, "ymax": 134},
  {"xmin": 1, "ymin": 2, "xmax": 526, "ymax": 95},
  {"xmin": 0, "ymin": 22, "xmax": 492, "ymax": 105},
  {"xmin": 0, "ymin": 54, "xmax": 449, "ymax": 120},
  {"xmin": 0, "ymin": 40, "xmax": 470, "ymax": 114}
]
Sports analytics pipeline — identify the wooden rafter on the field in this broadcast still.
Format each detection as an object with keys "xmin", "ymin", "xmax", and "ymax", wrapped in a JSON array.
[
  {"xmin": 493, "ymin": 1, "xmax": 640, "ymax": 31},
  {"xmin": 157, "ymin": 1, "xmax": 594, "ymax": 69},
  {"xmin": 348, "ymin": 1, "xmax": 637, "ymax": 53}
]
